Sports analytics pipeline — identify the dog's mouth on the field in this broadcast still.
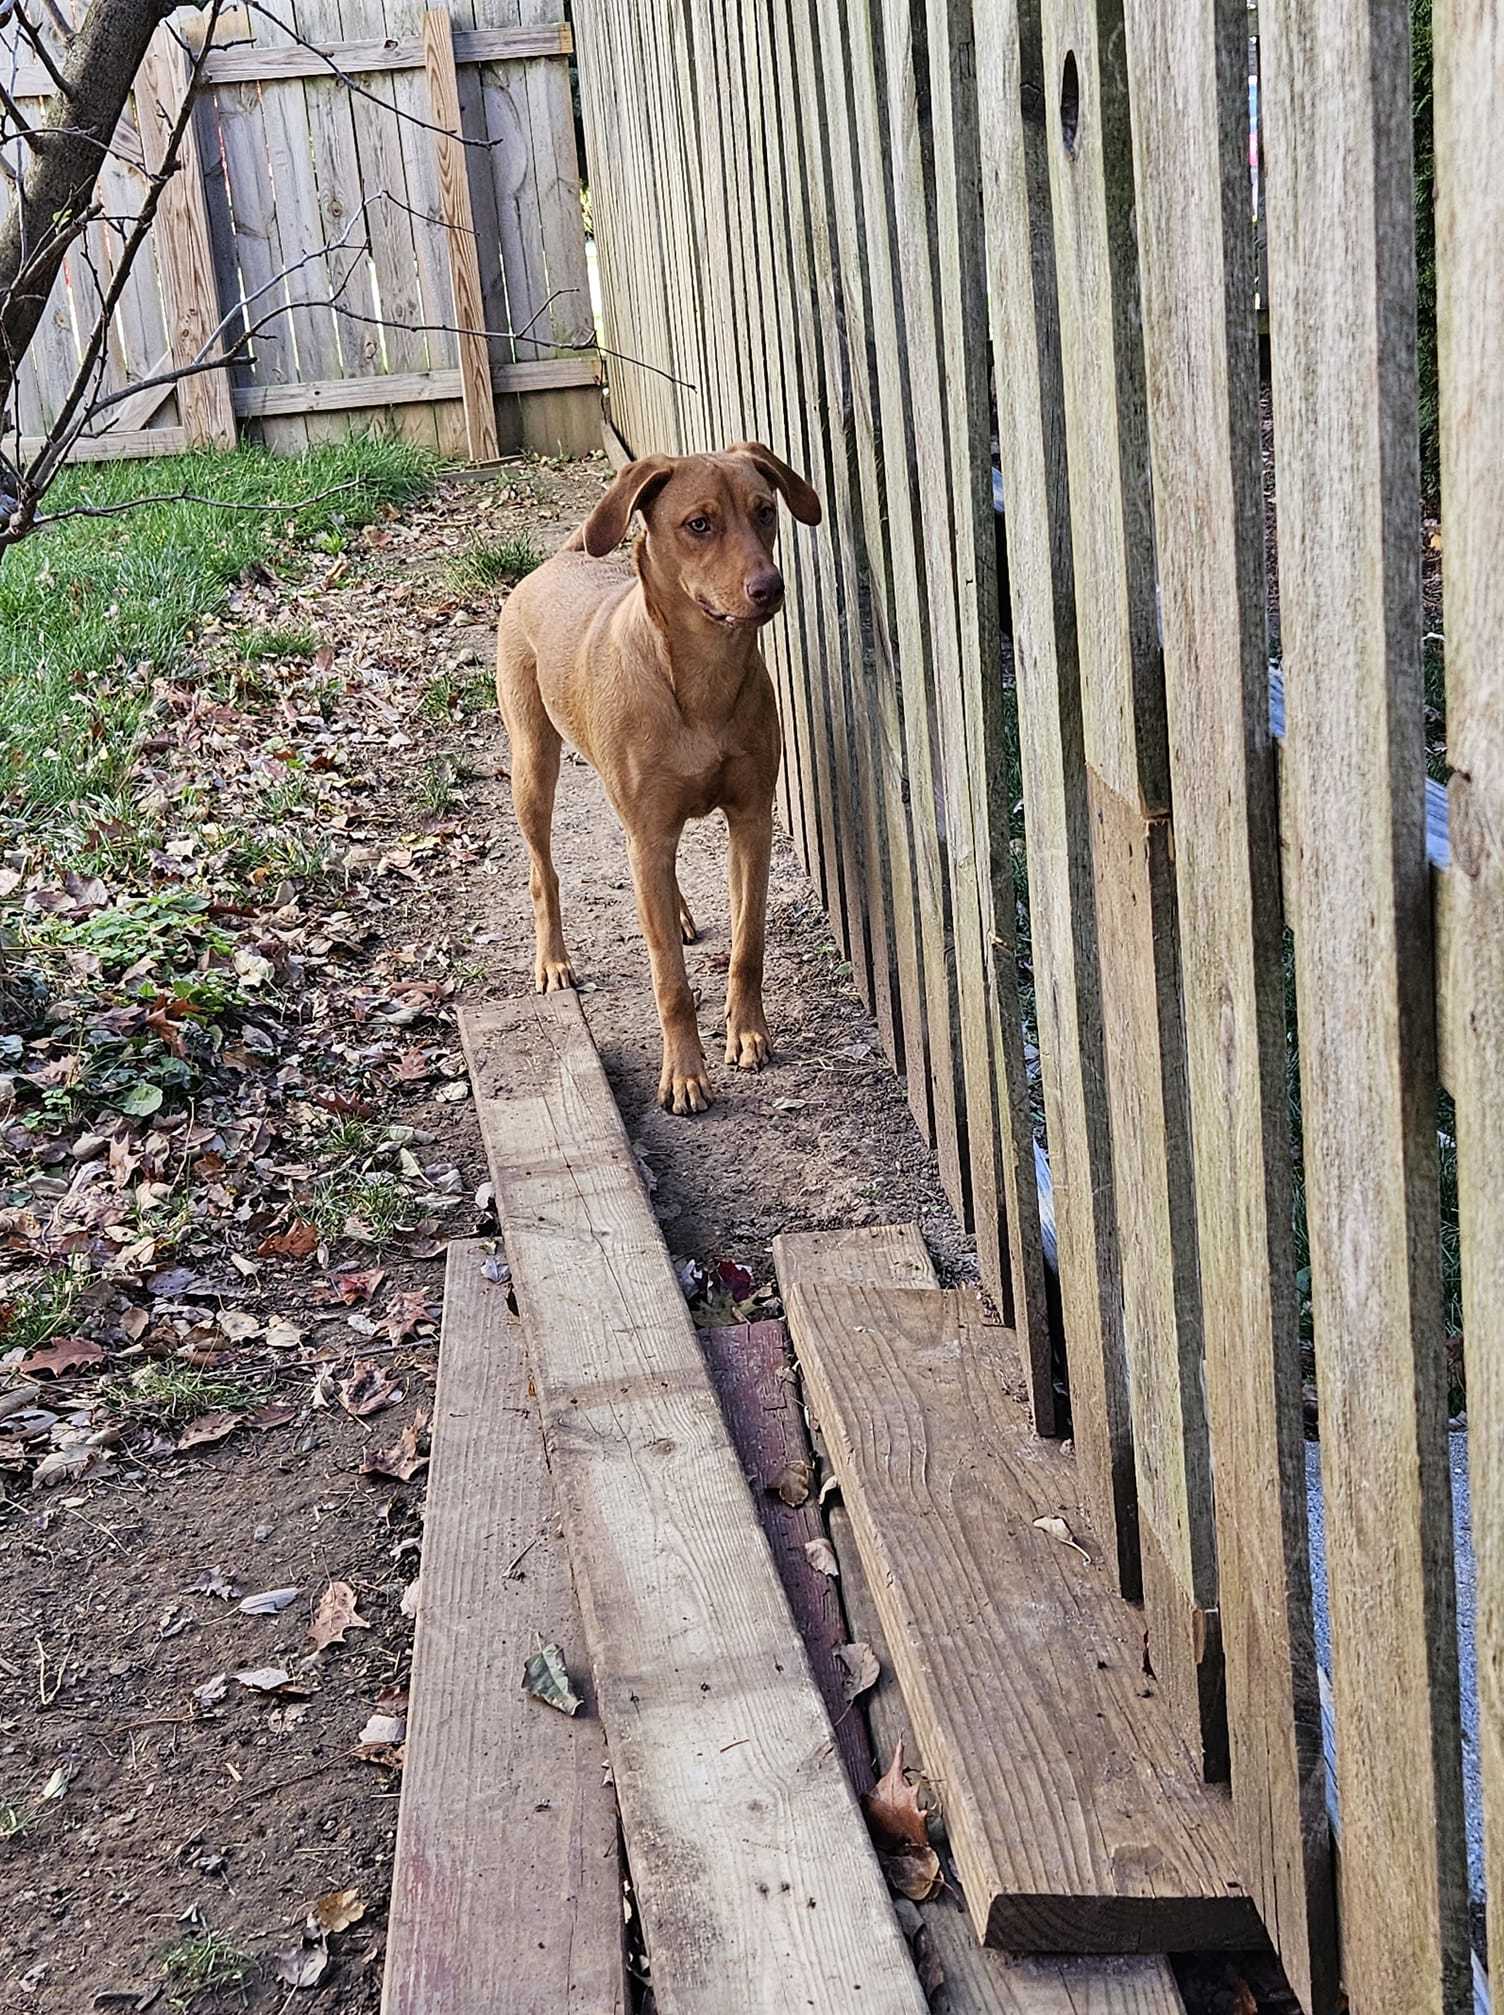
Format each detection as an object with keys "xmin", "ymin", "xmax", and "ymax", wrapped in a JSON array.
[{"xmin": 694, "ymin": 596, "xmax": 780, "ymax": 628}]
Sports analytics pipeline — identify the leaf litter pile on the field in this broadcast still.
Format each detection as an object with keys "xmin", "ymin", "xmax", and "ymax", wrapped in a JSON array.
[{"xmin": 0, "ymin": 454, "xmax": 611, "ymax": 2012}]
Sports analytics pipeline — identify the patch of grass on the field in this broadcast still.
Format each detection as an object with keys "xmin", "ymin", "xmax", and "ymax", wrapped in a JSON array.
[
  {"xmin": 112, "ymin": 1364, "xmax": 262, "ymax": 1425},
  {"xmin": 2, "ymin": 1269, "xmax": 83, "ymax": 1354},
  {"xmin": 240, "ymin": 623, "xmax": 318, "ymax": 663},
  {"xmin": 161, "ymin": 1929, "xmax": 252, "ymax": 2005},
  {"xmin": 318, "ymin": 1115, "xmax": 384, "ymax": 1162},
  {"xmin": 0, "ymin": 438, "xmax": 431, "ymax": 822},
  {"xmin": 447, "ymin": 532, "xmax": 544, "ymax": 592},
  {"xmin": 0, "ymin": 1799, "xmax": 34, "ymax": 1842},
  {"xmin": 308, "ymin": 1170, "xmax": 415, "ymax": 1245},
  {"xmin": 418, "ymin": 668, "xmax": 493, "ymax": 722},
  {"xmin": 416, "ymin": 756, "xmax": 457, "ymax": 813}
]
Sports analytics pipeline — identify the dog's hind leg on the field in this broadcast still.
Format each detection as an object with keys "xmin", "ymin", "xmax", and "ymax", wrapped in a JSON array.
[
  {"xmin": 498, "ymin": 640, "xmax": 575, "ymax": 993},
  {"xmin": 675, "ymin": 881, "xmax": 699, "ymax": 945}
]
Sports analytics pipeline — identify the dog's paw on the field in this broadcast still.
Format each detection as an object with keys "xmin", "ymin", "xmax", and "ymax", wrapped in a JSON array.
[
  {"xmin": 659, "ymin": 1052, "xmax": 714, "ymax": 1115},
  {"xmin": 535, "ymin": 958, "xmax": 578, "ymax": 993},
  {"xmin": 678, "ymin": 909, "xmax": 699, "ymax": 946},
  {"xmin": 725, "ymin": 1022, "xmax": 771, "ymax": 1071}
]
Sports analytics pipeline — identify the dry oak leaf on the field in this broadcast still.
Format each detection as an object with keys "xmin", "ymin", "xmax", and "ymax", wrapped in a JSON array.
[
  {"xmin": 770, "ymin": 1458, "xmax": 811, "ymax": 1507},
  {"xmin": 19, "ymin": 1335, "xmax": 104, "ymax": 1379},
  {"xmin": 804, "ymin": 1536, "xmax": 839, "ymax": 1578},
  {"xmin": 360, "ymin": 1411, "xmax": 429, "ymax": 1483},
  {"xmin": 308, "ymin": 1579, "xmax": 371, "ymax": 1652},
  {"xmin": 308, "ymin": 1887, "xmax": 366, "ymax": 1936},
  {"xmin": 338, "ymin": 1361, "xmax": 402, "ymax": 1419},
  {"xmin": 835, "ymin": 1641, "xmax": 881, "ymax": 1702},
  {"xmin": 863, "ymin": 1739, "xmax": 942, "ymax": 1903},
  {"xmin": 177, "ymin": 1410, "xmax": 242, "ymax": 1451},
  {"xmin": 382, "ymin": 1289, "xmax": 433, "ymax": 1342},
  {"xmin": 257, "ymin": 1220, "xmax": 320, "ymax": 1260}
]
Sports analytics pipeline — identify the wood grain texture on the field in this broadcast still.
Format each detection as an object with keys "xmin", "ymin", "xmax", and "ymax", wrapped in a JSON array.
[
  {"xmin": 1119, "ymin": 0, "xmax": 1335, "ymax": 2001},
  {"xmin": 383, "ymin": 1241, "xmax": 625, "ymax": 2014},
  {"xmin": 423, "ymin": 9, "xmax": 501, "ymax": 462},
  {"xmin": 136, "ymin": 37, "xmax": 237, "ymax": 449},
  {"xmin": 973, "ymin": 0, "xmax": 1137, "ymax": 1593},
  {"xmin": 458, "ymin": 993, "xmax": 927, "ymax": 2015},
  {"xmin": 1260, "ymin": 1, "xmax": 1469, "ymax": 2007},
  {"xmin": 1435, "ymin": 0, "xmax": 1504, "ymax": 1997},
  {"xmin": 227, "ymin": 356, "xmax": 594, "ymax": 417},
  {"xmin": 1041, "ymin": 0, "xmax": 1223, "ymax": 1775},
  {"xmin": 699, "ymin": 1318, "xmax": 871, "ymax": 1796},
  {"xmin": 782, "ymin": 1272, "xmax": 1260, "ymax": 1953},
  {"xmin": 778, "ymin": 1225, "xmax": 1182, "ymax": 2013},
  {"xmin": 18, "ymin": 427, "xmax": 189, "ymax": 462}
]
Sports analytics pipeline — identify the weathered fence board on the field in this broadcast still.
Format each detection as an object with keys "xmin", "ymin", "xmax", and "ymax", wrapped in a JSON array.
[
  {"xmin": 1435, "ymin": 1, "xmax": 1504, "ymax": 1998},
  {"xmin": 1261, "ymin": 1, "xmax": 1469, "ymax": 2008},
  {"xmin": 1119, "ymin": 0, "xmax": 1335, "ymax": 1998}
]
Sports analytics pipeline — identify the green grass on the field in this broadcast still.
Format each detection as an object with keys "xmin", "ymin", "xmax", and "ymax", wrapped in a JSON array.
[
  {"xmin": 417, "ymin": 755, "xmax": 457, "ymax": 813},
  {"xmin": 0, "ymin": 439, "xmax": 430, "ymax": 822},
  {"xmin": 1, "ymin": 1269, "xmax": 84, "ymax": 1355},
  {"xmin": 110, "ymin": 1364, "xmax": 262, "ymax": 1425},
  {"xmin": 241, "ymin": 623, "xmax": 318, "ymax": 662},
  {"xmin": 447, "ymin": 532, "xmax": 544, "ymax": 592},
  {"xmin": 161, "ymin": 1929, "xmax": 252, "ymax": 2005},
  {"xmin": 418, "ymin": 667, "xmax": 493, "ymax": 722},
  {"xmin": 308, "ymin": 1169, "xmax": 415, "ymax": 1244},
  {"xmin": 0, "ymin": 1799, "xmax": 34, "ymax": 1842}
]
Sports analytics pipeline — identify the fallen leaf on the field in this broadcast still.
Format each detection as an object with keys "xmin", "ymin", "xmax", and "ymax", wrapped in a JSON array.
[
  {"xmin": 178, "ymin": 1410, "xmax": 241, "ymax": 1451},
  {"xmin": 1031, "ymin": 1514, "xmax": 1092, "ymax": 1563},
  {"xmin": 324, "ymin": 1267, "xmax": 386, "ymax": 1306},
  {"xmin": 235, "ymin": 1665, "xmax": 296, "ymax": 1694},
  {"xmin": 338, "ymin": 1360, "xmax": 402, "ymax": 1418},
  {"xmin": 522, "ymin": 1643, "xmax": 583, "ymax": 1716},
  {"xmin": 382, "ymin": 1289, "xmax": 433, "ymax": 1342},
  {"xmin": 804, "ymin": 1536, "xmax": 839, "ymax": 1578},
  {"xmin": 250, "ymin": 1402, "xmax": 297, "ymax": 1432},
  {"xmin": 770, "ymin": 1459, "xmax": 811, "ymax": 1507},
  {"xmin": 835, "ymin": 1641, "xmax": 881, "ymax": 1702},
  {"xmin": 308, "ymin": 1580, "xmax": 370, "ymax": 1652},
  {"xmin": 400, "ymin": 1577, "xmax": 421, "ymax": 1619},
  {"xmin": 272, "ymin": 1935, "xmax": 329, "ymax": 1989},
  {"xmin": 239, "ymin": 1586, "xmax": 300, "ymax": 1616},
  {"xmin": 185, "ymin": 1568, "xmax": 238, "ymax": 1601},
  {"xmin": 19, "ymin": 1336, "xmax": 104, "ymax": 1379},
  {"xmin": 33, "ymin": 1443, "xmax": 111, "ymax": 1488},
  {"xmin": 264, "ymin": 1315, "xmax": 303, "ymax": 1351},
  {"xmin": 218, "ymin": 1309, "xmax": 262, "ymax": 1343},
  {"xmin": 258, "ymin": 1220, "xmax": 319, "ymax": 1260},
  {"xmin": 194, "ymin": 1672, "xmax": 229, "ymax": 1709},
  {"xmin": 308, "ymin": 1887, "xmax": 365, "ymax": 1936},
  {"xmin": 360, "ymin": 1411, "xmax": 428, "ymax": 1482},
  {"xmin": 358, "ymin": 1702, "xmax": 408, "ymax": 1748},
  {"xmin": 863, "ymin": 1739, "xmax": 942, "ymax": 1902}
]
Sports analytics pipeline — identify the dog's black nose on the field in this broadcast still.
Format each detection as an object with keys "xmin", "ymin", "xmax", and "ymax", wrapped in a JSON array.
[{"xmin": 747, "ymin": 569, "xmax": 784, "ymax": 609}]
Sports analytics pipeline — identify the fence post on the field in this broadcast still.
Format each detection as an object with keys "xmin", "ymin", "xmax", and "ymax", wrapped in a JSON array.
[
  {"xmin": 136, "ymin": 34, "xmax": 237, "ymax": 451},
  {"xmin": 422, "ymin": 8, "xmax": 500, "ymax": 463}
]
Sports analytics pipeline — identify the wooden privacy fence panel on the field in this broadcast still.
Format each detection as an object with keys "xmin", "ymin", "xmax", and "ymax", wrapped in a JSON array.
[
  {"xmin": 577, "ymin": 0, "xmax": 1496, "ymax": 2008},
  {"xmin": 0, "ymin": 0, "xmax": 597, "ymax": 463}
]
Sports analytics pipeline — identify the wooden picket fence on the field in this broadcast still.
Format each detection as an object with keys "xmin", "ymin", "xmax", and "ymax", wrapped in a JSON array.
[
  {"xmin": 0, "ymin": 1, "xmax": 598, "ymax": 465},
  {"xmin": 573, "ymin": 2, "xmax": 1500, "ymax": 2012}
]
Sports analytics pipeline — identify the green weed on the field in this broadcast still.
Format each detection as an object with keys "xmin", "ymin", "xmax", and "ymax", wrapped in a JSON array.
[
  {"xmin": 110, "ymin": 1364, "xmax": 261, "ymax": 1425},
  {"xmin": 240, "ymin": 624, "xmax": 317, "ymax": 663},
  {"xmin": 447, "ymin": 533, "xmax": 544, "ymax": 592},
  {"xmin": 161, "ymin": 1928, "xmax": 252, "ymax": 2004}
]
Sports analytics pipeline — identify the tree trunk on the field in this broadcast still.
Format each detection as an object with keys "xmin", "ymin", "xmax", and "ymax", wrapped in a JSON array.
[{"xmin": 0, "ymin": 0, "xmax": 176, "ymax": 433}]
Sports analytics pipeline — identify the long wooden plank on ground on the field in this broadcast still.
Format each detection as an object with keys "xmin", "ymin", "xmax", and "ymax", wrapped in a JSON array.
[
  {"xmin": 1119, "ymin": 0, "xmax": 1335, "ymax": 2003},
  {"xmin": 383, "ymin": 1241, "xmax": 626, "ymax": 2015},
  {"xmin": 780, "ymin": 1225, "xmax": 1183, "ymax": 2014},
  {"xmin": 974, "ymin": 0, "xmax": 1136, "ymax": 1595},
  {"xmin": 1259, "ymin": 3, "xmax": 1469, "ymax": 2009},
  {"xmin": 459, "ymin": 993, "xmax": 927, "ymax": 2015},
  {"xmin": 779, "ymin": 1265, "xmax": 1260, "ymax": 1950},
  {"xmin": 1041, "ymin": 0, "xmax": 1223, "ymax": 1777},
  {"xmin": 1436, "ymin": 0, "xmax": 1504, "ymax": 1997}
]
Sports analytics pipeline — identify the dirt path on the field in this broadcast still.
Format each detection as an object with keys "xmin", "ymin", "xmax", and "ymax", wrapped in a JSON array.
[{"xmin": 0, "ymin": 459, "xmax": 968, "ymax": 2013}]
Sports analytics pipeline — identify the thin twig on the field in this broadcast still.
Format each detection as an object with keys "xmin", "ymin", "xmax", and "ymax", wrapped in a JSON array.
[
  {"xmin": 32, "ymin": 477, "xmax": 366, "ymax": 530},
  {"xmin": 11, "ymin": 6, "xmax": 72, "ymax": 99}
]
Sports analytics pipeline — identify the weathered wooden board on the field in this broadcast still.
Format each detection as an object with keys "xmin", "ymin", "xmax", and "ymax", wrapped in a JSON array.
[
  {"xmin": 1435, "ymin": 0, "xmax": 1504, "ymax": 1997},
  {"xmin": 383, "ymin": 1241, "xmax": 626, "ymax": 2014},
  {"xmin": 1041, "ymin": 0, "xmax": 1223, "ymax": 1776},
  {"xmin": 459, "ymin": 993, "xmax": 928, "ymax": 2015},
  {"xmin": 423, "ymin": 9, "xmax": 502, "ymax": 462},
  {"xmin": 1260, "ymin": 0, "xmax": 1469, "ymax": 2007},
  {"xmin": 974, "ymin": 0, "xmax": 1137, "ymax": 1593},
  {"xmin": 1119, "ymin": 0, "xmax": 1336, "ymax": 2001},
  {"xmin": 781, "ymin": 1271, "xmax": 1260, "ymax": 1951}
]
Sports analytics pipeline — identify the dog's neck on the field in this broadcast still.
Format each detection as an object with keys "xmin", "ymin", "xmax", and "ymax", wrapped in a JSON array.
[{"xmin": 632, "ymin": 542, "xmax": 761, "ymax": 723}]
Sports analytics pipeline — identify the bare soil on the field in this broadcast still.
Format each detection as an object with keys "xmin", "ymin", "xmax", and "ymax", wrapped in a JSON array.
[{"xmin": 0, "ymin": 458, "xmax": 969, "ymax": 2014}]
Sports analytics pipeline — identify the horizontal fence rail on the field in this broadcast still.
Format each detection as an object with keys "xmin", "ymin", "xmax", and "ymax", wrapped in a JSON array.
[{"xmin": 575, "ymin": 0, "xmax": 1496, "ymax": 2009}]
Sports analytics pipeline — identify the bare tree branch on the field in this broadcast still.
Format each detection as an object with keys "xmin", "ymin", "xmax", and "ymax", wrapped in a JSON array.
[
  {"xmin": 7, "ymin": 5, "xmax": 73, "ymax": 101},
  {"xmin": 33, "ymin": 476, "xmax": 367, "ymax": 529}
]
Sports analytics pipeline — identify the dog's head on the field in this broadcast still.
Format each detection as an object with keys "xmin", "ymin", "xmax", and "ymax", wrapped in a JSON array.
[{"xmin": 580, "ymin": 443, "xmax": 822, "ymax": 628}]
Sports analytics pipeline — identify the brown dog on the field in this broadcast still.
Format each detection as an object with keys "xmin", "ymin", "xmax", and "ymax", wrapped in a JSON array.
[{"xmin": 495, "ymin": 443, "xmax": 822, "ymax": 1114}]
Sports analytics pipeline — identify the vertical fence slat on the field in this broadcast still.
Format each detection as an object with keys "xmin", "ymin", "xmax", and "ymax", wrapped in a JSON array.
[
  {"xmin": 1260, "ymin": 2, "xmax": 1469, "ymax": 2006},
  {"xmin": 1041, "ymin": 0, "xmax": 1224, "ymax": 1774},
  {"xmin": 975, "ymin": 0, "xmax": 1138, "ymax": 1588},
  {"xmin": 1436, "ymin": 0, "xmax": 1504, "ymax": 2001},
  {"xmin": 1121, "ymin": 0, "xmax": 1337, "ymax": 1998},
  {"xmin": 841, "ymin": 0, "xmax": 968, "ymax": 1198},
  {"xmin": 423, "ymin": 8, "xmax": 501, "ymax": 460}
]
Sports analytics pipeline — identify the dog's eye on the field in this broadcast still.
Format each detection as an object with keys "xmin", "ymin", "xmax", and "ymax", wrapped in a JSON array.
[
  {"xmin": 756, "ymin": 500, "xmax": 776, "ymax": 522},
  {"xmin": 685, "ymin": 516, "xmax": 713, "ymax": 537}
]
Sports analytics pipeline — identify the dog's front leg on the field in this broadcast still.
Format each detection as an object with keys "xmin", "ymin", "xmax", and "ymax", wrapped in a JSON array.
[
  {"xmin": 724, "ymin": 804, "xmax": 773, "ymax": 1070},
  {"xmin": 628, "ymin": 828, "xmax": 714, "ymax": 1114}
]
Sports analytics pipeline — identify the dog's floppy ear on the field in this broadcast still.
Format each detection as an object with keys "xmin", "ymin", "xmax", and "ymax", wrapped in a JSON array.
[
  {"xmin": 580, "ymin": 455, "xmax": 676, "ymax": 557},
  {"xmin": 727, "ymin": 441, "xmax": 822, "ymax": 525}
]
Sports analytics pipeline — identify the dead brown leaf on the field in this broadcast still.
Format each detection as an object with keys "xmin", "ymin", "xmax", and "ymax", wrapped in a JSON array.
[
  {"xmin": 360, "ymin": 1411, "xmax": 428, "ymax": 1482},
  {"xmin": 19, "ymin": 1335, "xmax": 104, "ymax": 1379},
  {"xmin": 804, "ymin": 1536, "xmax": 839, "ymax": 1578},
  {"xmin": 320, "ymin": 1266, "xmax": 386, "ymax": 1307},
  {"xmin": 338, "ymin": 1361, "xmax": 402, "ymax": 1418},
  {"xmin": 770, "ymin": 1458, "xmax": 811, "ymax": 1507},
  {"xmin": 308, "ymin": 1580, "xmax": 370, "ymax": 1653},
  {"xmin": 308, "ymin": 1887, "xmax": 366, "ymax": 1936},
  {"xmin": 177, "ymin": 1410, "xmax": 242, "ymax": 1450},
  {"xmin": 257, "ymin": 1220, "xmax": 319, "ymax": 1260},
  {"xmin": 382, "ymin": 1288, "xmax": 434, "ymax": 1342},
  {"xmin": 863, "ymin": 1739, "xmax": 942, "ymax": 1903},
  {"xmin": 1031, "ymin": 1514, "xmax": 1092, "ymax": 1563},
  {"xmin": 835, "ymin": 1641, "xmax": 881, "ymax": 1702}
]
